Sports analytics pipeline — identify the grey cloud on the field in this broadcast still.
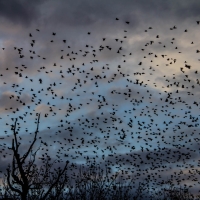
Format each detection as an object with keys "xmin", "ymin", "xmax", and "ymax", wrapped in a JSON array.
[
  {"xmin": 0, "ymin": 0, "xmax": 42, "ymax": 26},
  {"xmin": 0, "ymin": 92, "xmax": 31, "ymax": 113},
  {"xmin": 0, "ymin": 0, "xmax": 200, "ymax": 29}
]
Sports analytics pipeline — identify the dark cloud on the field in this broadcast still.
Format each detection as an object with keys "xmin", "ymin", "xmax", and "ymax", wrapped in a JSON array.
[
  {"xmin": 0, "ymin": 0, "xmax": 200, "ymax": 29},
  {"xmin": 38, "ymin": 0, "xmax": 200, "ymax": 29},
  {"xmin": 0, "ymin": 0, "xmax": 42, "ymax": 26}
]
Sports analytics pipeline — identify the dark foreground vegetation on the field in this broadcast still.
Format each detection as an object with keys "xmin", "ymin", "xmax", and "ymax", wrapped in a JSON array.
[
  {"xmin": 0, "ymin": 164, "xmax": 199, "ymax": 200},
  {"xmin": 0, "ymin": 162, "xmax": 199, "ymax": 200},
  {"xmin": 0, "ymin": 114, "xmax": 199, "ymax": 200}
]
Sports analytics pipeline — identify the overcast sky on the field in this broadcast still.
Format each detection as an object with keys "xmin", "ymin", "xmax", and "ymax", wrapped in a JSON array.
[{"xmin": 1, "ymin": 0, "xmax": 200, "ymax": 196}]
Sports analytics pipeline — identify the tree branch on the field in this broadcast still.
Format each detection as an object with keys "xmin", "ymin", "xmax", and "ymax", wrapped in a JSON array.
[
  {"xmin": 6, "ymin": 167, "xmax": 22, "ymax": 196},
  {"xmin": 41, "ymin": 161, "xmax": 69, "ymax": 200},
  {"xmin": 21, "ymin": 113, "xmax": 40, "ymax": 164}
]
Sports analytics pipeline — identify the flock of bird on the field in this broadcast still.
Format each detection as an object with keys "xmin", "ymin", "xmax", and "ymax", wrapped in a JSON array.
[{"xmin": 1, "ymin": 18, "xmax": 200, "ymax": 194}]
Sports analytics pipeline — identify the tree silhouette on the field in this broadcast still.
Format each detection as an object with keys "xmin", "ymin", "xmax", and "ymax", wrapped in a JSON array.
[{"xmin": 2, "ymin": 113, "xmax": 69, "ymax": 200}]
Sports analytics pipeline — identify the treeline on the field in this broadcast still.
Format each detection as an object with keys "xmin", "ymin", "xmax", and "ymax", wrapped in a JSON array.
[{"xmin": 0, "ymin": 162, "xmax": 198, "ymax": 200}]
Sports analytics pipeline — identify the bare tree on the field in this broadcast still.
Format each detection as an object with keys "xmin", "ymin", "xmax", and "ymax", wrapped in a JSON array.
[
  {"xmin": 162, "ymin": 185, "xmax": 195, "ymax": 200},
  {"xmin": 65, "ymin": 161, "xmax": 148, "ymax": 200},
  {"xmin": 2, "ymin": 113, "xmax": 69, "ymax": 200}
]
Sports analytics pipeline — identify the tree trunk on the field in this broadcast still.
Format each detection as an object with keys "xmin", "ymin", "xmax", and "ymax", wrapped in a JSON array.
[
  {"xmin": 21, "ymin": 188, "xmax": 28, "ymax": 200},
  {"xmin": 21, "ymin": 193, "xmax": 27, "ymax": 200}
]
